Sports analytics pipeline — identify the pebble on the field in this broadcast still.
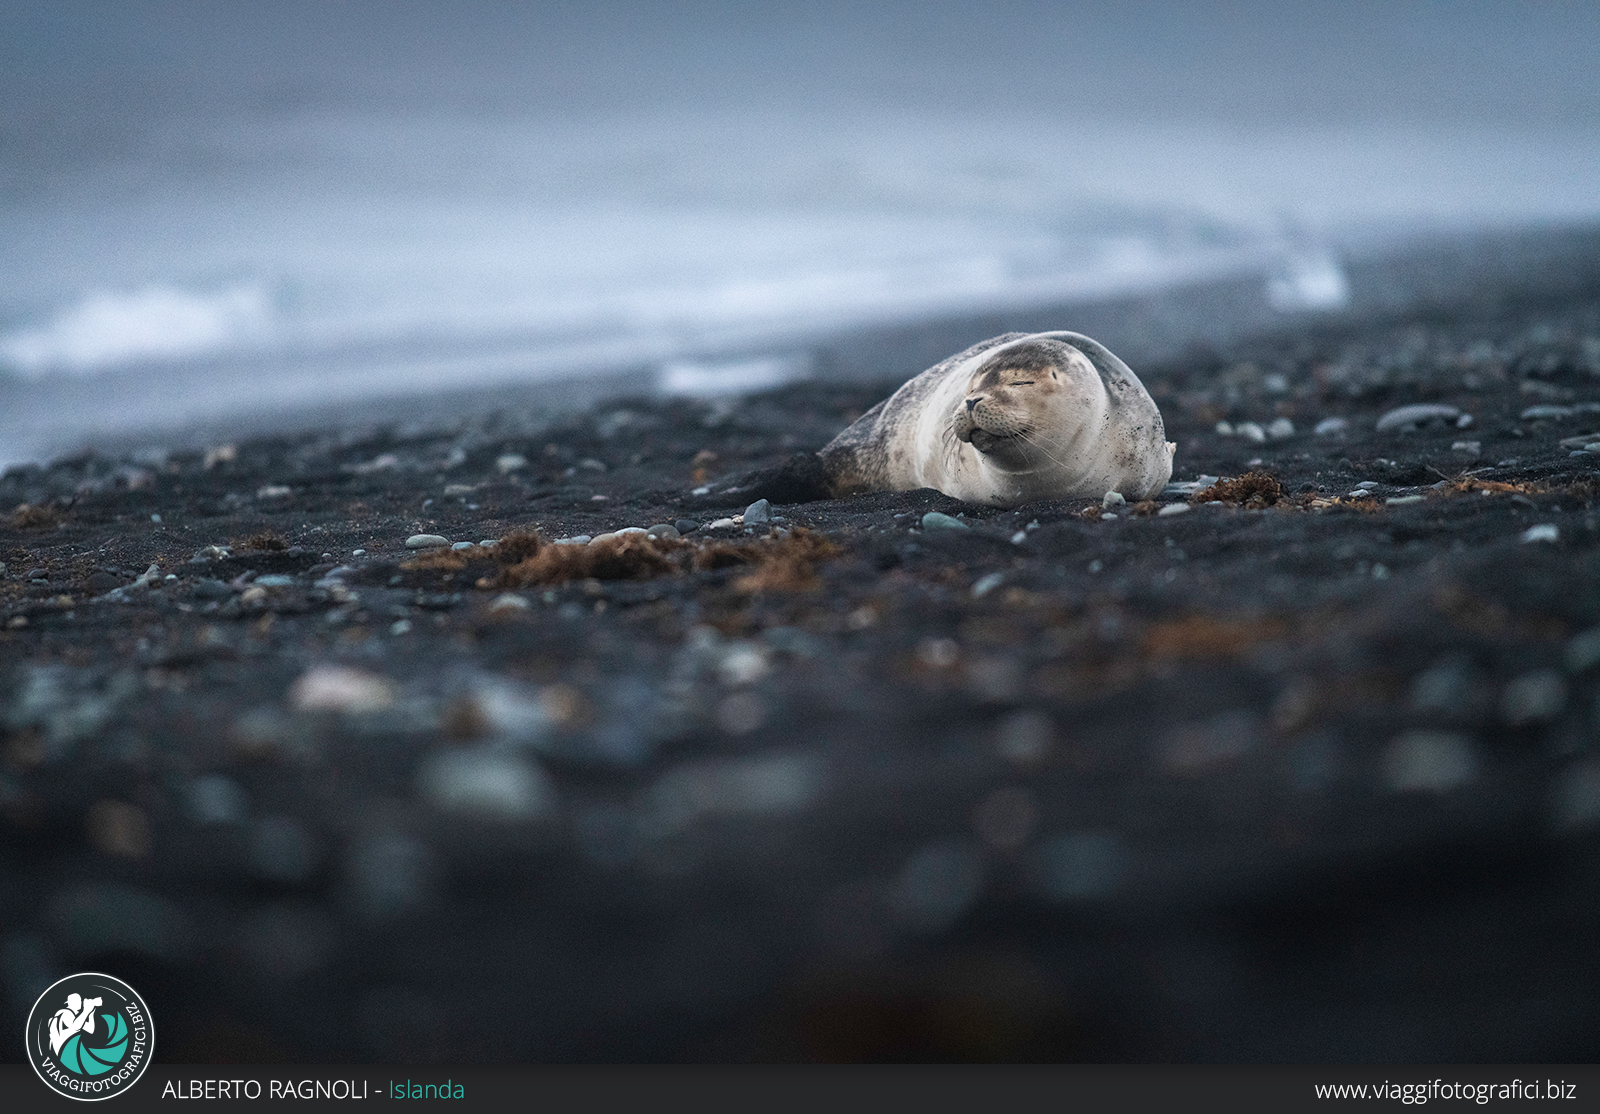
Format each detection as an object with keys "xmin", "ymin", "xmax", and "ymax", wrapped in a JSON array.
[
  {"xmin": 250, "ymin": 815, "xmax": 320, "ymax": 883},
  {"xmin": 1385, "ymin": 495, "xmax": 1425, "ymax": 506},
  {"xmin": 496, "ymin": 453, "xmax": 527, "ymax": 473},
  {"xmin": 971, "ymin": 572, "xmax": 1005, "ymax": 598},
  {"xmin": 254, "ymin": 574, "xmax": 297, "ymax": 588},
  {"xmin": 1521, "ymin": 524, "xmax": 1560, "ymax": 544},
  {"xmin": 921, "ymin": 511, "xmax": 969, "ymax": 531},
  {"xmin": 1156, "ymin": 503, "xmax": 1191, "ymax": 516},
  {"xmin": 487, "ymin": 593, "xmax": 530, "ymax": 612},
  {"xmin": 1382, "ymin": 731, "xmax": 1478, "ymax": 793},
  {"xmin": 1267, "ymin": 418, "xmax": 1295, "ymax": 439},
  {"xmin": 451, "ymin": 541, "xmax": 474, "ymax": 551},
  {"xmin": 1501, "ymin": 670, "xmax": 1567, "ymax": 725},
  {"xmin": 405, "ymin": 534, "xmax": 449, "ymax": 549},
  {"xmin": 674, "ymin": 519, "xmax": 699, "ymax": 534},
  {"xmin": 389, "ymin": 620, "xmax": 413, "ymax": 636},
  {"xmin": 1314, "ymin": 417, "xmax": 1349, "ymax": 436},
  {"xmin": 417, "ymin": 749, "xmax": 553, "ymax": 821},
  {"xmin": 288, "ymin": 665, "xmax": 395, "ymax": 714},
  {"xmin": 1521, "ymin": 405, "xmax": 1573, "ymax": 420},
  {"xmin": 1102, "ymin": 491, "xmax": 1126, "ymax": 509},
  {"xmin": 87, "ymin": 800, "xmax": 152, "ymax": 859},
  {"xmin": 1237, "ymin": 421, "xmax": 1267, "ymax": 443},
  {"xmin": 707, "ymin": 518, "xmax": 739, "ymax": 530},
  {"xmin": 188, "ymin": 775, "xmax": 248, "ymax": 825},
  {"xmin": 1551, "ymin": 759, "xmax": 1600, "ymax": 833},
  {"xmin": 994, "ymin": 710, "xmax": 1054, "ymax": 765},
  {"xmin": 351, "ymin": 548, "xmax": 366, "ymax": 557},
  {"xmin": 1027, "ymin": 831, "xmax": 1126, "ymax": 902},
  {"xmin": 744, "ymin": 498, "xmax": 772, "ymax": 527},
  {"xmin": 1564, "ymin": 628, "xmax": 1600, "ymax": 673},
  {"xmin": 646, "ymin": 523, "xmax": 680, "ymax": 539},
  {"xmin": 1452, "ymin": 440, "xmax": 1481, "ymax": 457},
  {"xmin": 344, "ymin": 833, "xmax": 432, "ymax": 922},
  {"xmin": 1375, "ymin": 403, "xmax": 1460, "ymax": 432},
  {"xmin": 889, "ymin": 839, "xmax": 985, "ymax": 935},
  {"xmin": 1010, "ymin": 530, "xmax": 1027, "ymax": 544},
  {"xmin": 1100, "ymin": 513, "xmax": 1117, "ymax": 521},
  {"xmin": 478, "ymin": 539, "xmax": 497, "ymax": 548},
  {"xmin": 642, "ymin": 753, "xmax": 822, "ymax": 835},
  {"xmin": 1215, "ymin": 420, "xmax": 1234, "ymax": 435}
]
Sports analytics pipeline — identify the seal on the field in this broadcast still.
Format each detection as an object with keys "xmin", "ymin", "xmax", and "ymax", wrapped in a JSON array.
[{"xmin": 818, "ymin": 331, "xmax": 1175, "ymax": 507}]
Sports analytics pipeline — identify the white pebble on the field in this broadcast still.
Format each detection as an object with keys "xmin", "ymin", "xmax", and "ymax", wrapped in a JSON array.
[
  {"xmin": 921, "ymin": 511, "xmax": 969, "ymax": 531},
  {"xmin": 1314, "ymin": 417, "xmax": 1349, "ymax": 436},
  {"xmin": 1267, "ymin": 417, "xmax": 1295, "ymax": 439},
  {"xmin": 289, "ymin": 665, "xmax": 395, "ymax": 713},
  {"xmin": 451, "ymin": 541, "xmax": 474, "ymax": 551},
  {"xmin": 615, "ymin": 527, "xmax": 648, "ymax": 537},
  {"xmin": 389, "ymin": 619, "xmax": 412, "ymax": 636},
  {"xmin": 971, "ymin": 572, "xmax": 1005, "ymax": 598},
  {"xmin": 1102, "ymin": 491, "xmax": 1126, "ymax": 509},
  {"xmin": 405, "ymin": 534, "xmax": 449, "ymax": 549},
  {"xmin": 1214, "ymin": 420, "xmax": 1234, "ymax": 436},
  {"xmin": 487, "ymin": 594, "xmax": 531, "ymax": 612},
  {"xmin": 1376, "ymin": 403, "xmax": 1460, "ymax": 432},
  {"xmin": 646, "ymin": 524, "xmax": 680, "ymax": 539},
  {"xmin": 496, "ymin": 453, "xmax": 527, "ymax": 473},
  {"xmin": 1521, "ymin": 524, "xmax": 1559, "ymax": 544},
  {"xmin": 478, "ymin": 539, "xmax": 497, "ymax": 548},
  {"xmin": 1385, "ymin": 495, "xmax": 1425, "ymax": 506},
  {"xmin": 1010, "ymin": 530, "xmax": 1027, "ymax": 545},
  {"xmin": 351, "ymin": 548, "xmax": 366, "ymax": 557},
  {"xmin": 1157, "ymin": 503, "xmax": 1191, "ymax": 516},
  {"xmin": 707, "ymin": 518, "xmax": 739, "ymax": 530},
  {"xmin": 1237, "ymin": 421, "xmax": 1267, "ymax": 443},
  {"xmin": 417, "ymin": 749, "xmax": 552, "ymax": 821}
]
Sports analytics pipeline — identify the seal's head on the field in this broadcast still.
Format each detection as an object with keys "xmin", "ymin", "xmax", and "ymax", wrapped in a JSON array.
[{"xmin": 950, "ymin": 340, "xmax": 1096, "ymax": 473}]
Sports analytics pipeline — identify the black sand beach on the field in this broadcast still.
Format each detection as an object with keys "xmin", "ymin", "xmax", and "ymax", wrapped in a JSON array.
[{"xmin": 6, "ymin": 226, "xmax": 1600, "ymax": 1062}]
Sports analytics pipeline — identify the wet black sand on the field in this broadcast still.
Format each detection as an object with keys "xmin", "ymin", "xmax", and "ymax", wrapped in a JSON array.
[{"xmin": 6, "ymin": 233, "xmax": 1600, "ymax": 1062}]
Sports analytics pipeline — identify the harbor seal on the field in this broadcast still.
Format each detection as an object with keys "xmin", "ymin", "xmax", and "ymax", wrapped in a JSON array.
[{"xmin": 819, "ymin": 331, "xmax": 1175, "ymax": 507}]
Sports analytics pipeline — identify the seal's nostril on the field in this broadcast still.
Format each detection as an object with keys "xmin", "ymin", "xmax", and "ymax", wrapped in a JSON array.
[{"xmin": 966, "ymin": 397, "xmax": 981, "ymax": 412}]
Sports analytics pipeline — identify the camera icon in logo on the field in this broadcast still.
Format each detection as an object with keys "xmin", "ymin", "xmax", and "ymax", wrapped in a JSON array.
[{"xmin": 25, "ymin": 973, "xmax": 154, "ymax": 1101}]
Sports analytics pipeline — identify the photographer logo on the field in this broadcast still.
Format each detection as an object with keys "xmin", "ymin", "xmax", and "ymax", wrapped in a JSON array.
[{"xmin": 25, "ymin": 973, "xmax": 154, "ymax": 1101}]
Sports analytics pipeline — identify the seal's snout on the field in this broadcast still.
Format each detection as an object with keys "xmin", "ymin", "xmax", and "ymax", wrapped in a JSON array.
[{"xmin": 965, "ymin": 396, "xmax": 981, "ymax": 412}]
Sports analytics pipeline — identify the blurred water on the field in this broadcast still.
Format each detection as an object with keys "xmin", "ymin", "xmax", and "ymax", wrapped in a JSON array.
[{"xmin": 3, "ymin": 2, "xmax": 1599, "ymax": 464}]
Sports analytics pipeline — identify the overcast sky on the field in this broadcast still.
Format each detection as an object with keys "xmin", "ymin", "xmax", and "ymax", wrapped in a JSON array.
[{"xmin": 3, "ymin": 0, "xmax": 1598, "ymax": 126}]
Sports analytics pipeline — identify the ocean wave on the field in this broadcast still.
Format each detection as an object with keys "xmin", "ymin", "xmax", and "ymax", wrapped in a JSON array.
[{"xmin": 0, "ymin": 284, "xmax": 272, "ymax": 377}]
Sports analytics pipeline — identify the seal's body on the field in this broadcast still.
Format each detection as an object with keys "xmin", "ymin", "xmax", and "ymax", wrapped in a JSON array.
[{"xmin": 820, "ymin": 331, "xmax": 1174, "ymax": 507}]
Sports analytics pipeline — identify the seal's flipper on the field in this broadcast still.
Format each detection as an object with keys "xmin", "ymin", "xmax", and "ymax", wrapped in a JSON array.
[{"xmin": 690, "ymin": 451, "xmax": 833, "ymax": 507}]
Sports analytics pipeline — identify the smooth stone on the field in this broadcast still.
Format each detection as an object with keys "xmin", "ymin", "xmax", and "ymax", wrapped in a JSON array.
[
  {"xmin": 589, "ymin": 532, "xmax": 618, "ymax": 544},
  {"xmin": 1521, "ymin": 405, "xmax": 1573, "ymax": 420},
  {"xmin": 646, "ymin": 524, "xmax": 681, "ymax": 539},
  {"xmin": 674, "ymin": 519, "xmax": 699, "ymax": 534},
  {"xmin": 478, "ymin": 539, "xmax": 497, "ymax": 548},
  {"xmin": 1385, "ymin": 494, "xmax": 1425, "ymax": 505},
  {"xmin": 1267, "ymin": 417, "xmax": 1295, "ymax": 439},
  {"xmin": 744, "ymin": 498, "xmax": 772, "ymax": 527},
  {"xmin": 1215, "ymin": 420, "xmax": 1234, "ymax": 435},
  {"xmin": 1156, "ymin": 503, "xmax": 1191, "ymax": 516},
  {"xmin": 1501, "ymin": 670, "xmax": 1567, "ymax": 725},
  {"xmin": 1521, "ymin": 524, "xmax": 1560, "ymax": 543},
  {"xmin": 288, "ymin": 665, "xmax": 395, "ymax": 714},
  {"xmin": 1382, "ymin": 731, "xmax": 1478, "ymax": 793},
  {"xmin": 1237, "ymin": 421, "xmax": 1267, "ymax": 443},
  {"xmin": 921, "ymin": 511, "xmax": 969, "ymax": 531},
  {"xmin": 614, "ymin": 527, "xmax": 648, "ymax": 536},
  {"xmin": 1375, "ymin": 403, "xmax": 1459, "ymax": 432},
  {"xmin": 405, "ymin": 534, "xmax": 449, "ymax": 549},
  {"xmin": 971, "ymin": 572, "xmax": 1005, "ymax": 598},
  {"xmin": 1102, "ymin": 490, "xmax": 1126, "ymax": 509},
  {"xmin": 707, "ymin": 518, "xmax": 739, "ymax": 530},
  {"xmin": 351, "ymin": 548, "xmax": 366, "ymax": 557},
  {"xmin": 451, "ymin": 541, "xmax": 474, "ymax": 551},
  {"xmin": 417, "ymin": 749, "xmax": 553, "ymax": 821},
  {"xmin": 254, "ymin": 574, "xmax": 297, "ymax": 588},
  {"xmin": 1314, "ymin": 417, "xmax": 1349, "ymax": 436},
  {"xmin": 487, "ymin": 594, "xmax": 531, "ymax": 612},
  {"xmin": 1565, "ymin": 628, "xmax": 1600, "ymax": 673}
]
